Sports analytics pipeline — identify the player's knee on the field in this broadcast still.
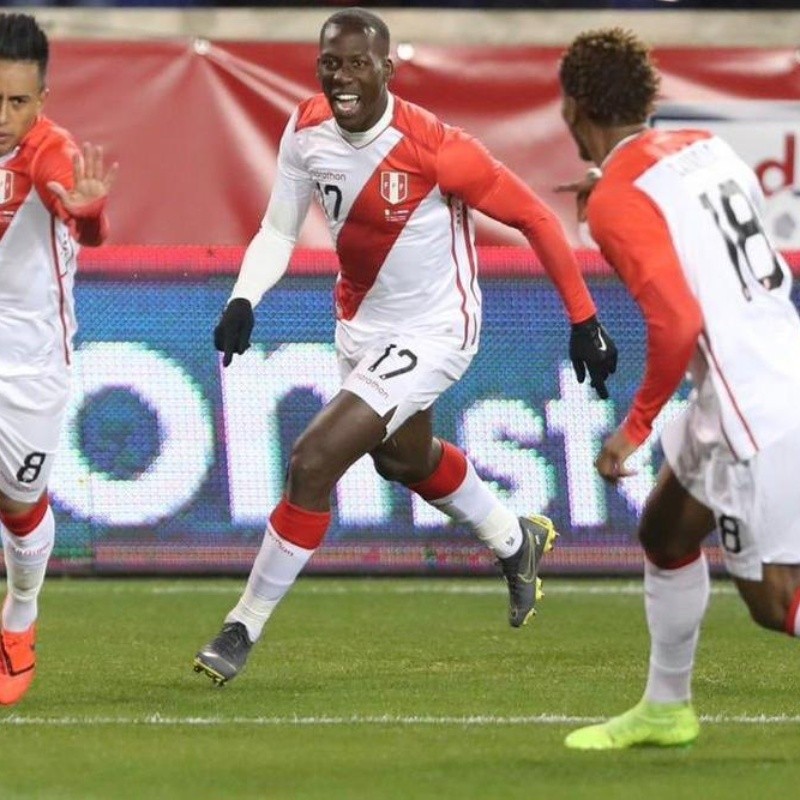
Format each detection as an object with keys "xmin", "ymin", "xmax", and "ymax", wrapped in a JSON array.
[
  {"xmin": 639, "ymin": 522, "xmax": 699, "ymax": 566},
  {"xmin": 637, "ymin": 514, "xmax": 664, "ymax": 553},
  {"xmin": 371, "ymin": 452, "xmax": 399, "ymax": 482},
  {"xmin": 287, "ymin": 436, "xmax": 337, "ymax": 493},
  {"xmin": 371, "ymin": 452, "xmax": 425, "ymax": 485},
  {"xmin": 639, "ymin": 527, "xmax": 679, "ymax": 562}
]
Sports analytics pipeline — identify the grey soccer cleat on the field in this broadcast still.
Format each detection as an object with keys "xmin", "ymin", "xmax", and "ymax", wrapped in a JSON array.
[
  {"xmin": 193, "ymin": 621, "xmax": 253, "ymax": 686},
  {"xmin": 498, "ymin": 514, "xmax": 559, "ymax": 627}
]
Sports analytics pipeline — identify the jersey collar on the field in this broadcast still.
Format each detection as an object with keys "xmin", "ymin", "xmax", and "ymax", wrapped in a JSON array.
[{"xmin": 335, "ymin": 93, "xmax": 395, "ymax": 149}]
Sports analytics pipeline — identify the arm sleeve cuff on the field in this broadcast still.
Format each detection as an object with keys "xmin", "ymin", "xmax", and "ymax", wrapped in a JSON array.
[{"xmin": 229, "ymin": 221, "xmax": 295, "ymax": 307}]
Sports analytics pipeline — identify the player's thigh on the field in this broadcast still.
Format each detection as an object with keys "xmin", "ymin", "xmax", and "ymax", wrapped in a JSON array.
[
  {"xmin": 639, "ymin": 463, "xmax": 716, "ymax": 559},
  {"xmin": 289, "ymin": 389, "xmax": 389, "ymax": 488},
  {"xmin": 0, "ymin": 374, "xmax": 67, "ymax": 511}
]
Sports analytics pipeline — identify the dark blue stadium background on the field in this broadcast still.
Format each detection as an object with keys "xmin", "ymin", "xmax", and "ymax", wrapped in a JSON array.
[{"xmin": 49, "ymin": 270, "xmax": 792, "ymax": 573}]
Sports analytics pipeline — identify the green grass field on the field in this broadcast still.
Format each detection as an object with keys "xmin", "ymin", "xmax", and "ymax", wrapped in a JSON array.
[{"xmin": 0, "ymin": 577, "xmax": 798, "ymax": 800}]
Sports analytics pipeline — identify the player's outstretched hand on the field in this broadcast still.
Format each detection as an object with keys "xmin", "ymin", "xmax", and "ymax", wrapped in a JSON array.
[
  {"xmin": 214, "ymin": 298, "xmax": 254, "ymax": 367},
  {"xmin": 569, "ymin": 315, "xmax": 617, "ymax": 400},
  {"xmin": 554, "ymin": 167, "xmax": 602, "ymax": 222},
  {"xmin": 47, "ymin": 142, "xmax": 118, "ymax": 216}
]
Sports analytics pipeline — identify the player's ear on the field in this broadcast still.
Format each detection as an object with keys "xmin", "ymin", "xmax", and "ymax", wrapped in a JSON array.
[
  {"xmin": 35, "ymin": 85, "xmax": 49, "ymax": 114},
  {"xmin": 561, "ymin": 94, "xmax": 578, "ymax": 126},
  {"xmin": 383, "ymin": 57, "xmax": 395, "ymax": 83}
]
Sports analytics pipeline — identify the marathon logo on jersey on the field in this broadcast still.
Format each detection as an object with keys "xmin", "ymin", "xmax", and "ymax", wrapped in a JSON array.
[
  {"xmin": 55, "ymin": 224, "xmax": 76, "ymax": 277},
  {"xmin": 380, "ymin": 171, "xmax": 408, "ymax": 205},
  {"xmin": 0, "ymin": 170, "xmax": 13, "ymax": 205}
]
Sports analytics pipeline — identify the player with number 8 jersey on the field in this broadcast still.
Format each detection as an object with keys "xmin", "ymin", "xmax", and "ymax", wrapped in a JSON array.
[
  {"xmin": 558, "ymin": 27, "xmax": 800, "ymax": 751},
  {"xmin": 194, "ymin": 7, "xmax": 618, "ymax": 687},
  {"xmin": 0, "ymin": 13, "xmax": 117, "ymax": 705}
]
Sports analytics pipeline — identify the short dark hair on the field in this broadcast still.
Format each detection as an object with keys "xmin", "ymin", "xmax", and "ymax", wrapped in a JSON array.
[
  {"xmin": 0, "ymin": 14, "xmax": 49, "ymax": 85},
  {"xmin": 320, "ymin": 7, "xmax": 390, "ymax": 56},
  {"xmin": 559, "ymin": 28, "xmax": 659, "ymax": 126}
]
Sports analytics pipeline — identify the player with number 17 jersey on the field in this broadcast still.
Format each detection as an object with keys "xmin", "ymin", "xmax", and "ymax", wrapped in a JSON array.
[
  {"xmin": 241, "ymin": 92, "xmax": 599, "ymax": 354},
  {"xmin": 196, "ymin": 9, "xmax": 620, "ymax": 687}
]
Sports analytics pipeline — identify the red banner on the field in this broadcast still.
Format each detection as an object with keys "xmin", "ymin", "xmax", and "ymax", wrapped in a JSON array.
[{"xmin": 45, "ymin": 42, "xmax": 800, "ymax": 246}]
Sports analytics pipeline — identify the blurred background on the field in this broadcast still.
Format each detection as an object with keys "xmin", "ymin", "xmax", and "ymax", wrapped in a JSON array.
[{"xmin": 7, "ymin": 1, "xmax": 799, "ymax": 576}]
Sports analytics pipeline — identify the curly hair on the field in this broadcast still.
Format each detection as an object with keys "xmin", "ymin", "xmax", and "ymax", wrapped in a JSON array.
[
  {"xmin": 0, "ymin": 14, "xmax": 48, "ymax": 85},
  {"xmin": 559, "ymin": 28, "xmax": 659, "ymax": 126}
]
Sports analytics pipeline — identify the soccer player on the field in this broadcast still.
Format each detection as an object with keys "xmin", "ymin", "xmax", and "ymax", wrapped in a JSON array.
[
  {"xmin": 0, "ymin": 13, "xmax": 117, "ymax": 704},
  {"xmin": 557, "ymin": 28, "xmax": 800, "ymax": 749},
  {"xmin": 193, "ymin": 7, "xmax": 617, "ymax": 686}
]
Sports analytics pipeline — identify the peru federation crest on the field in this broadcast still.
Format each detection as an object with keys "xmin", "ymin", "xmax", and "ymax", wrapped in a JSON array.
[
  {"xmin": 0, "ymin": 170, "xmax": 13, "ymax": 205},
  {"xmin": 380, "ymin": 171, "xmax": 408, "ymax": 205}
]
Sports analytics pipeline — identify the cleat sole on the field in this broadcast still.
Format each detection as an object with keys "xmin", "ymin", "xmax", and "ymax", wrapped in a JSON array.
[
  {"xmin": 519, "ymin": 608, "xmax": 537, "ymax": 626},
  {"xmin": 193, "ymin": 657, "xmax": 229, "ymax": 686}
]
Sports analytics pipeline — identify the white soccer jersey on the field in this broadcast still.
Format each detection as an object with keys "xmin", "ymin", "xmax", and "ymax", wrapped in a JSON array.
[
  {"xmin": 0, "ymin": 117, "xmax": 84, "ymax": 378},
  {"xmin": 588, "ymin": 129, "xmax": 800, "ymax": 459},
  {"xmin": 233, "ymin": 94, "xmax": 596, "ymax": 349},
  {"xmin": 276, "ymin": 93, "xmax": 485, "ymax": 350},
  {"xmin": 236, "ymin": 91, "xmax": 594, "ymax": 358}
]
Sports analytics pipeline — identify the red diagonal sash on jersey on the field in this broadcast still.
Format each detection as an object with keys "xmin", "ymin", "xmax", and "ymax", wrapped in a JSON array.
[{"xmin": 334, "ymin": 137, "xmax": 435, "ymax": 320}]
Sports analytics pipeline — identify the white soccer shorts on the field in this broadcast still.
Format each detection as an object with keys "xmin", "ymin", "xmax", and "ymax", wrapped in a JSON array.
[
  {"xmin": 336, "ymin": 327, "xmax": 473, "ymax": 439},
  {"xmin": 661, "ymin": 399, "xmax": 800, "ymax": 581},
  {"xmin": 0, "ymin": 372, "xmax": 69, "ymax": 503}
]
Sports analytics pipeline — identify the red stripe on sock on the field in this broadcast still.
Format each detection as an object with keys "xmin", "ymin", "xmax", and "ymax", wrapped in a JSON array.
[
  {"xmin": 785, "ymin": 586, "xmax": 800, "ymax": 637},
  {"xmin": 1, "ymin": 495, "xmax": 49, "ymax": 537},
  {"xmin": 269, "ymin": 497, "xmax": 331, "ymax": 550},
  {"xmin": 407, "ymin": 441, "xmax": 468, "ymax": 501},
  {"xmin": 645, "ymin": 549, "xmax": 702, "ymax": 571}
]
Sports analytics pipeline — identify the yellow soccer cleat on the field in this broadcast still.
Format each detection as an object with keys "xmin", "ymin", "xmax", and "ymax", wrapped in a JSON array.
[{"xmin": 565, "ymin": 698, "xmax": 700, "ymax": 750}]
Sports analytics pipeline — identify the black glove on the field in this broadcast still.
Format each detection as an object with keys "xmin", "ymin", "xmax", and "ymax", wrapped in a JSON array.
[
  {"xmin": 214, "ymin": 298, "xmax": 254, "ymax": 367},
  {"xmin": 569, "ymin": 315, "xmax": 618, "ymax": 400}
]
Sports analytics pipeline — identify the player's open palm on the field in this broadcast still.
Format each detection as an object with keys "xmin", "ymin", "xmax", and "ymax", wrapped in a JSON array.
[{"xmin": 47, "ymin": 142, "xmax": 118, "ymax": 216}]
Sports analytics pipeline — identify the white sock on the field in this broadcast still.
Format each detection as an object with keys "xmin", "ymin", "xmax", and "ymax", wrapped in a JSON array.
[
  {"xmin": 643, "ymin": 552, "xmax": 710, "ymax": 705},
  {"xmin": 225, "ymin": 524, "xmax": 314, "ymax": 643},
  {"xmin": 428, "ymin": 461, "xmax": 522, "ymax": 558},
  {"xmin": 1, "ymin": 507, "xmax": 55, "ymax": 633}
]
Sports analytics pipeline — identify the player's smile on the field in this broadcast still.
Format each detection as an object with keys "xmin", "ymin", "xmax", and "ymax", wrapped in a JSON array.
[{"xmin": 331, "ymin": 92, "xmax": 361, "ymax": 119}]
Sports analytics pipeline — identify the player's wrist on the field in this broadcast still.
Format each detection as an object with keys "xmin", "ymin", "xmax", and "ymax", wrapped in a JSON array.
[{"xmin": 68, "ymin": 195, "xmax": 107, "ymax": 219}]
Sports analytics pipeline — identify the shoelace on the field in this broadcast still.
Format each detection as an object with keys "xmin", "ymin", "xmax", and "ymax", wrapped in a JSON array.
[
  {"xmin": 0, "ymin": 635, "xmax": 34, "ymax": 674},
  {"xmin": 217, "ymin": 624, "xmax": 251, "ymax": 654}
]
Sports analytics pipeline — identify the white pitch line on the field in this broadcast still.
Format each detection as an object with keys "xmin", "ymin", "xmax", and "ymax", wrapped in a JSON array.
[
  {"xmin": 42, "ymin": 583, "xmax": 738, "ymax": 597},
  {"xmin": 0, "ymin": 713, "xmax": 796, "ymax": 727}
]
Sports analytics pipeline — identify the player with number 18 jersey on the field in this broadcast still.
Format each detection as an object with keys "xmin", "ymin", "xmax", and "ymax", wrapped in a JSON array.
[{"xmin": 588, "ymin": 128, "xmax": 800, "ymax": 579}]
